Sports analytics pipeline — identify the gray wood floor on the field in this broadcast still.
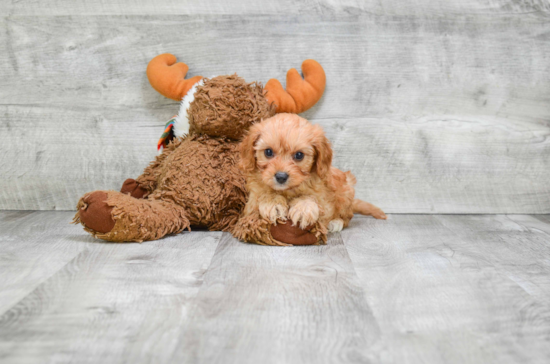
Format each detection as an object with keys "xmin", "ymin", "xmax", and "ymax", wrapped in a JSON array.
[{"xmin": 1, "ymin": 211, "xmax": 549, "ymax": 363}]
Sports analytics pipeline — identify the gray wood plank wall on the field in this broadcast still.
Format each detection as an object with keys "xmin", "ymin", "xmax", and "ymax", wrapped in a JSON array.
[{"xmin": 1, "ymin": 1, "xmax": 549, "ymax": 212}]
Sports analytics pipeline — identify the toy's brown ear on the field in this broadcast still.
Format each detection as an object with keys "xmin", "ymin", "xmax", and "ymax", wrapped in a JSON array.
[
  {"xmin": 146, "ymin": 53, "xmax": 204, "ymax": 101},
  {"xmin": 311, "ymin": 125, "xmax": 333, "ymax": 177},
  {"xmin": 264, "ymin": 59, "xmax": 326, "ymax": 113},
  {"xmin": 239, "ymin": 124, "xmax": 262, "ymax": 173}
]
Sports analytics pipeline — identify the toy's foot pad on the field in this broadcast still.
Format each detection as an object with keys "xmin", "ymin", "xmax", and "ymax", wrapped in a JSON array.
[
  {"xmin": 78, "ymin": 191, "xmax": 115, "ymax": 233},
  {"xmin": 120, "ymin": 179, "xmax": 148, "ymax": 199},
  {"xmin": 270, "ymin": 221, "xmax": 317, "ymax": 245}
]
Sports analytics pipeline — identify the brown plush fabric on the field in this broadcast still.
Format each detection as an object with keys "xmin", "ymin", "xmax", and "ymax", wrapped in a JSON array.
[
  {"xmin": 231, "ymin": 211, "xmax": 284, "ymax": 246},
  {"xmin": 231, "ymin": 215, "xmax": 326, "ymax": 246},
  {"xmin": 74, "ymin": 191, "xmax": 115, "ymax": 234},
  {"xmin": 120, "ymin": 179, "xmax": 149, "ymax": 199},
  {"xmin": 146, "ymin": 135, "xmax": 248, "ymax": 230},
  {"xmin": 270, "ymin": 222, "xmax": 318, "ymax": 246},
  {"xmin": 189, "ymin": 75, "xmax": 275, "ymax": 140},
  {"xmin": 75, "ymin": 190, "xmax": 190, "ymax": 242},
  {"xmin": 74, "ymin": 73, "xmax": 321, "ymax": 245}
]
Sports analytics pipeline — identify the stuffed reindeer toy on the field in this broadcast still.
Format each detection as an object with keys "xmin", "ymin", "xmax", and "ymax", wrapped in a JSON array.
[{"xmin": 73, "ymin": 53, "xmax": 326, "ymax": 245}]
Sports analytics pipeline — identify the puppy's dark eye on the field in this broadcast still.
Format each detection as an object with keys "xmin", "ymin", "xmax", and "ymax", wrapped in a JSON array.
[
  {"xmin": 294, "ymin": 151, "xmax": 304, "ymax": 161},
  {"xmin": 264, "ymin": 149, "xmax": 274, "ymax": 158}
]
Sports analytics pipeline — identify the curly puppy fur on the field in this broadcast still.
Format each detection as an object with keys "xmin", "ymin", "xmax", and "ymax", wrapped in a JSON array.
[{"xmin": 238, "ymin": 113, "xmax": 386, "ymax": 237}]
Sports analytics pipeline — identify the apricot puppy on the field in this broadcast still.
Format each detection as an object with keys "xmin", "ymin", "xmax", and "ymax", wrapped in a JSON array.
[{"xmin": 239, "ymin": 113, "xmax": 386, "ymax": 240}]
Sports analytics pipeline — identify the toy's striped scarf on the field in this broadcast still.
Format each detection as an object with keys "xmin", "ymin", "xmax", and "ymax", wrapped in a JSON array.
[{"xmin": 157, "ymin": 116, "xmax": 177, "ymax": 152}]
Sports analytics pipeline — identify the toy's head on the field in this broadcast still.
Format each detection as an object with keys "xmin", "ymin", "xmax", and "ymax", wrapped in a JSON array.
[
  {"xmin": 185, "ymin": 75, "xmax": 274, "ymax": 140},
  {"xmin": 147, "ymin": 54, "xmax": 325, "ymax": 141}
]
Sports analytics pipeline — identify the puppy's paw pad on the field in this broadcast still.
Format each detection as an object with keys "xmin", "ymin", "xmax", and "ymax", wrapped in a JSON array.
[
  {"xmin": 289, "ymin": 200, "xmax": 319, "ymax": 230},
  {"xmin": 328, "ymin": 219, "xmax": 344, "ymax": 233}
]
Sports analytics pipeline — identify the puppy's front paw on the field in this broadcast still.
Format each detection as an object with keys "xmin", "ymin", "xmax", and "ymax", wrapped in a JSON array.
[
  {"xmin": 328, "ymin": 219, "xmax": 344, "ymax": 233},
  {"xmin": 289, "ymin": 199, "xmax": 319, "ymax": 230},
  {"xmin": 259, "ymin": 201, "xmax": 288, "ymax": 223}
]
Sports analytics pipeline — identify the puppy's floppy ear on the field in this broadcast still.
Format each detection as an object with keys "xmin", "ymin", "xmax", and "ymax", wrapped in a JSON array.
[
  {"xmin": 312, "ymin": 125, "xmax": 333, "ymax": 177},
  {"xmin": 239, "ymin": 123, "xmax": 262, "ymax": 173}
]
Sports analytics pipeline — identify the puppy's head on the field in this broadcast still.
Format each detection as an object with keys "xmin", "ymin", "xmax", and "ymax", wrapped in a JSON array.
[{"xmin": 239, "ymin": 113, "xmax": 332, "ymax": 191}]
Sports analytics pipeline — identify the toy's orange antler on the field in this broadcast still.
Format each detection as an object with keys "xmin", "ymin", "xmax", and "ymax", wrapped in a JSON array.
[
  {"xmin": 146, "ymin": 53, "xmax": 203, "ymax": 101},
  {"xmin": 264, "ymin": 60, "xmax": 326, "ymax": 114}
]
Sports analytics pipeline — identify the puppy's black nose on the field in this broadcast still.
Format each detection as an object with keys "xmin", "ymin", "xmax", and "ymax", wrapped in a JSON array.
[{"xmin": 275, "ymin": 172, "xmax": 289, "ymax": 184}]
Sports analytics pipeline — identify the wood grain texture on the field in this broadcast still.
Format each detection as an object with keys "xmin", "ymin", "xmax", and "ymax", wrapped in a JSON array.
[
  {"xmin": 1, "ymin": 8, "xmax": 550, "ymax": 211},
  {"xmin": 0, "ymin": 211, "xmax": 87, "ymax": 314},
  {"xmin": 0, "ymin": 211, "xmax": 221, "ymax": 363},
  {"xmin": 341, "ymin": 214, "xmax": 550, "ymax": 364},
  {"xmin": 325, "ymin": 116, "xmax": 550, "ymax": 213},
  {"xmin": 171, "ymin": 233, "xmax": 380, "ymax": 364},
  {"xmin": 1, "ymin": 212, "xmax": 550, "ymax": 363},
  {"xmin": 2, "ymin": 0, "xmax": 550, "ymax": 16}
]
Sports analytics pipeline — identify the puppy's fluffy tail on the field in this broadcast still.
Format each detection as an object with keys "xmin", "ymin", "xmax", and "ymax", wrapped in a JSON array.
[{"xmin": 352, "ymin": 199, "xmax": 387, "ymax": 220}]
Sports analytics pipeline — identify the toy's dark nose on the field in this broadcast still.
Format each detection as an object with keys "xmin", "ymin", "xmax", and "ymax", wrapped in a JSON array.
[{"xmin": 275, "ymin": 172, "xmax": 289, "ymax": 184}]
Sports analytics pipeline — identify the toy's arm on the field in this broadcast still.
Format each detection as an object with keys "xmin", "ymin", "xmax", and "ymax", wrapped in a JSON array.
[
  {"xmin": 120, "ymin": 138, "xmax": 181, "ymax": 198},
  {"xmin": 135, "ymin": 140, "xmax": 179, "ymax": 192}
]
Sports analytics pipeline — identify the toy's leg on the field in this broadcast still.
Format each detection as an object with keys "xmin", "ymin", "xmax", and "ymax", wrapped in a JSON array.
[
  {"xmin": 119, "ymin": 138, "xmax": 185, "ymax": 199},
  {"xmin": 73, "ymin": 191, "xmax": 189, "ymax": 242},
  {"xmin": 134, "ymin": 138, "xmax": 182, "ymax": 192},
  {"xmin": 231, "ymin": 211, "xmax": 326, "ymax": 246}
]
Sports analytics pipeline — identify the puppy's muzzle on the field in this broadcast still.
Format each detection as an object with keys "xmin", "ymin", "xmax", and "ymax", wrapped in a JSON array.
[{"xmin": 275, "ymin": 172, "xmax": 289, "ymax": 184}]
